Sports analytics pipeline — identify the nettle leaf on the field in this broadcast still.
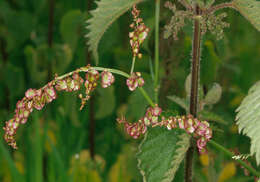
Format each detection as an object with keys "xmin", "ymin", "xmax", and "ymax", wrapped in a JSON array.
[
  {"xmin": 236, "ymin": 81, "xmax": 260, "ymax": 165},
  {"xmin": 137, "ymin": 127, "xmax": 190, "ymax": 182},
  {"xmin": 167, "ymin": 95, "xmax": 189, "ymax": 112},
  {"xmin": 204, "ymin": 83, "xmax": 222, "ymax": 105},
  {"xmin": 85, "ymin": 0, "xmax": 145, "ymax": 64},
  {"xmin": 233, "ymin": 0, "xmax": 260, "ymax": 31}
]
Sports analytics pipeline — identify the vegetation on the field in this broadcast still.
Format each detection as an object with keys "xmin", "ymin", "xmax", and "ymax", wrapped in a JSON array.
[{"xmin": 0, "ymin": 0, "xmax": 260, "ymax": 181}]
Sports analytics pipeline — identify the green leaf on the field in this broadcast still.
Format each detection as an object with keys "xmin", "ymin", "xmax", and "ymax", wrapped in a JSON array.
[
  {"xmin": 85, "ymin": 0, "xmax": 145, "ymax": 64},
  {"xmin": 60, "ymin": 10, "xmax": 84, "ymax": 52},
  {"xmin": 137, "ymin": 127, "xmax": 190, "ymax": 182},
  {"xmin": 198, "ymin": 110, "xmax": 228, "ymax": 125},
  {"xmin": 204, "ymin": 83, "xmax": 222, "ymax": 105},
  {"xmin": 95, "ymin": 86, "xmax": 116, "ymax": 119},
  {"xmin": 185, "ymin": 73, "xmax": 191, "ymax": 98},
  {"xmin": 167, "ymin": 95, "xmax": 189, "ymax": 112},
  {"xmin": 236, "ymin": 81, "xmax": 260, "ymax": 165},
  {"xmin": 233, "ymin": 0, "xmax": 260, "ymax": 31}
]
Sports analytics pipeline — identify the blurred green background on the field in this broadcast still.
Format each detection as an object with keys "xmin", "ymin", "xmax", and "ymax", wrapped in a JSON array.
[{"xmin": 0, "ymin": 0, "xmax": 260, "ymax": 181}]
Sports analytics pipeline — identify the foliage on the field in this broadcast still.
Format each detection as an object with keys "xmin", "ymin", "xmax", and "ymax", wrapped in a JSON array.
[
  {"xmin": 233, "ymin": 0, "xmax": 260, "ymax": 31},
  {"xmin": 0, "ymin": 0, "xmax": 260, "ymax": 181},
  {"xmin": 85, "ymin": 0, "xmax": 145, "ymax": 64},
  {"xmin": 236, "ymin": 81, "xmax": 260, "ymax": 165},
  {"xmin": 137, "ymin": 128, "xmax": 190, "ymax": 182}
]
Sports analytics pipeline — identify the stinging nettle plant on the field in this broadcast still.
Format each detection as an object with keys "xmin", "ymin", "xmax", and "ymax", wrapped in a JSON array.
[{"xmin": 2, "ymin": 0, "xmax": 260, "ymax": 181}]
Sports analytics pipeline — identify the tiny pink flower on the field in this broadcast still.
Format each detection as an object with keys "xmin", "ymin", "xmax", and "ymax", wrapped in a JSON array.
[
  {"xmin": 55, "ymin": 79, "xmax": 67, "ymax": 91},
  {"xmin": 16, "ymin": 100, "xmax": 25, "ymax": 109},
  {"xmin": 101, "ymin": 71, "xmax": 115, "ymax": 88},
  {"xmin": 152, "ymin": 105, "xmax": 162, "ymax": 116},
  {"xmin": 25, "ymin": 89, "xmax": 36, "ymax": 99}
]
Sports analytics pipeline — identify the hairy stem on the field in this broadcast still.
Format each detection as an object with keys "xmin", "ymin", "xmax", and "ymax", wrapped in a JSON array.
[
  {"xmin": 209, "ymin": 140, "xmax": 260, "ymax": 177},
  {"xmin": 207, "ymin": 2, "xmax": 236, "ymax": 14},
  {"xmin": 154, "ymin": 0, "xmax": 160, "ymax": 104},
  {"xmin": 185, "ymin": 6, "xmax": 202, "ymax": 182}
]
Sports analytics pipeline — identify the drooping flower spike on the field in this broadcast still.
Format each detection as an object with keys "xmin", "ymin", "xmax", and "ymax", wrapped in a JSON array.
[
  {"xmin": 117, "ymin": 105, "xmax": 212, "ymax": 154},
  {"xmin": 3, "ymin": 66, "xmax": 117, "ymax": 149}
]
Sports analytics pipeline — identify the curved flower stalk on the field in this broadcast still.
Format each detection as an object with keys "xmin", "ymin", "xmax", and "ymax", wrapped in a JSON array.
[
  {"xmin": 117, "ymin": 105, "xmax": 212, "ymax": 154},
  {"xmin": 3, "ymin": 65, "xmax": 119, "ymax": 149}
]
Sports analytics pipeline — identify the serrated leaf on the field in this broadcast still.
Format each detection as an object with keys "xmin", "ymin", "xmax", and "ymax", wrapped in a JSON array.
[
  {"xmin": 204, "ymin": 83, "xmax": 222, "ymax": 105},
  {"xmin": 137, "ymin": 128, "xmax": 190, "ymax": 182},
  {"xmin": 167, "ymin": 95, "xmax": 189, "ymax": 112},
  {"xmin": 85, "ymin": 0, "xmax": 145, "ymax": 64},
  {"xmin": 236, "ymin": 81, "xmax": 260, "ymax": 165},
  {"xmin": 233, "ymin": 0, "xmax": 260, "ymax": 31}
]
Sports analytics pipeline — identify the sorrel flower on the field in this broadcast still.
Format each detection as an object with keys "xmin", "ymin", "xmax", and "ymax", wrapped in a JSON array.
[
  {"xmin": 126, "ymin": 72, "xmax": 144, "ymax": 91},
  {"xmin": 101, "ymin": 70, "xmax": 115, "ymax": 88},
  {"xmin": 3, "ymin": 66, "xmax": 116, "ymax": 149},
  {"xmin": 129, "ymin": 5, "xmax": 149, "ymax": 58},
  {"xmin": 117, "ymin": 105, "xmax": 212, "ymax": 154}
]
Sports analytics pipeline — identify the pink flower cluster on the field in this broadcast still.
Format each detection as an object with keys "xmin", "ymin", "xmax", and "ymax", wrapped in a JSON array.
[
  {"xmin": 129, "ymin": 5, "xmax": 149, "ymax": 58},
  {"xmin": 126, "ymin": 72, "xmax": 144, "ymax": 91},
  {"xmin": 4, "ymin": 83, "xmax": 57, "ymax": 149},
  {"xmin": 117, "ymin": 105, "xmax": 212, "ymax": 154},
  {"xmin": 3, "ymin": 68, "xmax": 115, "ymax": 149}
]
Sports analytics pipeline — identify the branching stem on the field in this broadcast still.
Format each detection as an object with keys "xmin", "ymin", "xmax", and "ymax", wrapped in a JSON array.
[{"xmin": 207, "ymin": 2, "xmax": 236, "ymax": 14}]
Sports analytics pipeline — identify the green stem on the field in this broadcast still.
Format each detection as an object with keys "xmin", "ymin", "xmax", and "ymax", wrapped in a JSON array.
[
  {"xmin": 208, "ymin": 140, "xmax": 260, "ymax": 177},
  {"xmin": 130, "ymin": 56, "xmax": 136, "ymax": 75},
  {"xmin": 138, "ymin": 87, "xmax": 155, "ymax": 107},
  {"xmin": 47, "ymin": 66, "xmax": 155, "ymax": 107},
  {"xmin": 154, "ymin": 0, "xmax": 160, "ymax": 103}
]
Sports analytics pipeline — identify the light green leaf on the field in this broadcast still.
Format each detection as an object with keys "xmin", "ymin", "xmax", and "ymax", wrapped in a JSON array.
[
  {"xmin": 95, "ymin": 86, "xmax": 116, "ymax": 119},
  {"xmin": 233, "ymin": 0, "xmax": 260, "ymax": 31},
  {"xmin": 236, "ymin": 81, "xmax": 260, "ymax": 165},
  {"xmin": 85, "ymin": 0, "xmax": 145, "ymax": 64},
  {"xmin": 198, "ymin": 110, "xmax": 228, "ymax": 125},
  {"xmin": 60, "ymin": 10, "xmax": 84, "ymax": 51},
  {"xmin": 167, "ymin": 95, "xmax": 189, "ymax": 112},
  {"xmin": 185, "ymin": 73, "xmax": 191, "ymax": 98},
  {"xmin": 137, "ymin": 128, "xmax": 190, "ymax": 182},
  {"xmin": 204, "ymin": 83, "xmax": 222, "ymax": 105}
]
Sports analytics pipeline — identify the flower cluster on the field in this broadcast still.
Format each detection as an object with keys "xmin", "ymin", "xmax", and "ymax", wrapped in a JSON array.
[
  {"xmin": 129, "ymin": 5, "xmax": 149, "ymax": 58},
  {"xmin": 117, "ymin": 105, "xmax": 212, "ymax": 154},
  {"xmin": 3, "ymin": 67, "xmax": 115, "ymax": 149},
  {"xmin": 126, "ymin": 72, "xmax": 144, "ymax": 91},
  {"xmin": 101, "ymin": 70, "xmax": 115, "ymax": 88},
  {"xmin": 4, "ymin": 83, "xmax": 57, "ymax": 149}
]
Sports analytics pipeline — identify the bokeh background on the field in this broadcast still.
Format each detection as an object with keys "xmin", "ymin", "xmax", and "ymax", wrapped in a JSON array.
[{"xmin": 0, "ymin": 0, "xmax": 260, "ymax": 181}]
